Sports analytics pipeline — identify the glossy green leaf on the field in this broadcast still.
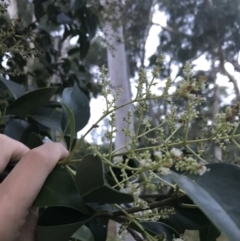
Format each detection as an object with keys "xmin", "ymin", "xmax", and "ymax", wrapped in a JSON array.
[
  {"xmin": 94, "ymin": 204, "xmax": 118, "ymax": 212},
  {"xmin": 37, "ymin": 207, "xmax": 88, "ymax": 241},
  {"xmin": 45, "ymin": 101, "xmax": 62, "ymax": 108},
  {"xmin": 61, "ymin": 102, "xmax": 75, "ymax": 151},
  {"xmin": 76, "ymin": 6, "xmax": 98, "ymax": 40},
  {"xmin": 80, "ymin": 32, "xmax": 90, "ymax": 60},
  {"xmin": 169, "ymin": 163, "xmax": 240, "ymax": 241},
  {"xmin": 56, "ymin": 13, "xmax": 73, "ymax": 24},
  {"xmin": 27, "ymin": 133, "xmax": 43, "ymax": 149},
  {"xmin": 30, "ymin": 107, "xmax": 62, "ymax": 131},
  {"xmin": 34, "ymin": 3, "xmax": 45, "ymax": 21},
  {"xmin": 37, "ymin": 207, "xmax": 107, "ymax": 241},
  {"xmin": 75, "ymin": 154, "xmax": 134, "ymax": 204},
  {"xmin": 4, "ymin": 119, "xmax": 39, "ymax": 145},
  {"xmin": 82, "ymin": 185, "xmax": 134, "ymax": 204},
  {"xmin": 33, "ymin": 166, "xmax": 89, "ymax": 214},
  {"xmin": 68, "ymin": 47, "xmax": 80, "ymax": 56},
  {"xmin": 7, "ymin": 87, "xmax": 58, "ymax": 117},
  {"xmin": 199, "ymin": 225, "xmax": 221, "ymax": 241},
  {"xmin": 0, "ymin": 78, "xmax": 25, "ymax": 99},
  {"xmin": 62, "ymin": 84, "xmax": 90, "ymax": 133},
  {"xmin": 76, "ymin": 154, "xmax": 104, "ymax": 195},
  {"xmin": 72, "ymin": 225, "xmax": 95, "ymax": 241},
  {"xmin": 64, "ymin": 135, "xmax": 77, "ymax": 151}
]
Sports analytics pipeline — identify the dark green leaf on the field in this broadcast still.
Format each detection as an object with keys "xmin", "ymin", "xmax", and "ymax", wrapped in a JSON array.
[
  {"xmin": 0, "ymin": 78, "xmax": 25, "ymax": 99},
  {"xmin": 85, "ymin": 217, "xmax": 108, "ymax": 241},
  {"xmin": 64, "ymin": 135, "xmax": 77, "ymax": 151},
  {"xmin": 61, "ymin": 103, "xmax": 75, "ymax": 150},
  {"xmin": 34, "ymin": 3, "xmax": 45, "ymax": 21},
  {"xmin": 57, "ymin": 12, "xmax": 73, "ymax": 24},
  {"xmin": 199, "ymin": 225, "xmax": 221, "ymax": 241},
  {"xmin": 37, "ymin": 207, "xmax": 107, "ymax": 241},
  {"xmin": 76, "ymin": 6, "xmax": 98, "ymax": 40},
  {"xmin": 29, "ymin": 107, "xmax": 62, "ymax": 131},
  {"xmin": 34, "ymin": 166, "xmax": 89, "ymax": 214},
  {"xmin": 82, "ymin": 185, "xmax": 134, "ymax": 204},
  {"xmin": 37, "ymin": 207, "xmax": 88, "ymax": 241},
  {"xmin": 7, "ymin": 87, "xmax": 58, "ymax": 117},
  {"xmin": 94, "ymin": 204, "xmax": 118, "ymax": 212},
  {"xmin": 76, "ymin": 154, "xmax": 104, "ymax": 195},
  {"xmin": 162, "ymin": 205, "xmax": 211, "ymax": 234},
  {"xmin": 4, "ymin": 119, "xmax": 39, "ymax": 145},
  {"xmin": 27, "ymin": 133, "xmax": 43, "ymax": 149},
  {"xmin": 72, "ymin": 225, "xmax": 94, "ymax": 241},
  {"xmin": 68, "ymin": 47, "xmax": 80, "ymax": 56},
  {"xmin": 87, "ymin": 14, "xmax": 98, "ymax": 40},
  {"xmin": 169, "ymin": 163, "xmax": 240, "ymax": 241},
  {"xmin": 75, "ymin": 154, "xmax": 134, "ymax": 204},
  {"xmin": 62, "ymin": 84, "xmax": 90, "ymax": 133},
  {"xmin": 79, "ymin": 32, "xmax": 90, "ymax": 60},
  {"xmin": 45, "ymin": 101, "xmax": 62, "ymax": 108}
]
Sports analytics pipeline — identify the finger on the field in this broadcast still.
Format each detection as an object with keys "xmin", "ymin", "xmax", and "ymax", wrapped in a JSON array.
[
  {"xmin": 0, "ymin": 142, "xmax": 68, "ymax": 241},
  {"xmin": 17, "ymin": 208, "xmax": 39, "ymax": 241},
  {"xmin": 0, "ymin": 134, "xmax": 29, "ymax": 172},
  {"xmin": 1, "ymin": 142, "xmax": 68, "ymax": 208}
]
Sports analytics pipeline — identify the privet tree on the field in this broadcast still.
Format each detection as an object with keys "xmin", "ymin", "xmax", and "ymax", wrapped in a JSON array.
[{"xmin": 2, "ymin": 1, "xmax": 240, "ymax": 241}]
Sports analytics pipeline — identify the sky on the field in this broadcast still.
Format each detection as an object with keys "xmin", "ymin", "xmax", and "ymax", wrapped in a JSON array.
[{"xmin": 77, "ymin": 9, "xmax": 240, "ymax": 143}]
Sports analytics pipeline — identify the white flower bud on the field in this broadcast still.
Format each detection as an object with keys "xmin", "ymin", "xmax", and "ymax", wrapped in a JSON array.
[
  {"xmin": 170, "ymin": 148, "xmax": 182, "ymax": 157},
  {"xmin": 198, "ymin": 166, "xmax": 208, "ymax": 176}
]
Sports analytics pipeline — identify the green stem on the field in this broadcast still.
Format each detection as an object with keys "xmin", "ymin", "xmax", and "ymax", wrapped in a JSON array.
[
  {"xmin": 69, "ymin": 94, "xmax": 175, "ymax": 160},
  {"xmin": 165, "ymin": 124, "xmax": 182, "ymax": 143},
  {"xmin": 111, "ymin": 133, "xmax": 240, "ymax": 158},
  {"xmin": 65, "ymin": 165, "xmax": 76, "ymax": 176},
  {"xmin": 184, "ymin": 101, "xmax": 190, "ymax": 143},
  {"xmin": 186, "ymin": 145, "xmax": 207, "ymax": 164}
]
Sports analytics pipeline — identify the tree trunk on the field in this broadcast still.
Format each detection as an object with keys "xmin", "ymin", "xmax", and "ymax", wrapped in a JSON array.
[
  {"xmin": 100, "ymin": 1, "xmax": 134, "ymax": 240},
  {"xmin": 101, "ymin": 0, "xmax": 134, "ymax": 151},
  {"xmin": 211, "ymin": 62, "xmax": 222, "ymax": 162},
  {"xmin": 7, "ymin": 0, "xmax": 18, "ymax": 19},
  {"xmin": 213, "ymin": 84, "xmax": 222, "ymax": 162}
]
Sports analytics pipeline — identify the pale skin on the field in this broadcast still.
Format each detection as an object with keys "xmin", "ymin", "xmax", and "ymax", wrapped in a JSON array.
[{"xmin": 0, "ymin": 134, "xmax": 68, "ymax": 241}]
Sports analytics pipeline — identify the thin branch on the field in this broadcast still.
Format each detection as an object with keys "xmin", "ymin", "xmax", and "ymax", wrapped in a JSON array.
[
  {"xmin": 112, "ymin": 194, "xmax": 186, "ymax": 217},
  {"xmin": 152, "ymin": 22, "xmax": 192, "ymax": 38}
]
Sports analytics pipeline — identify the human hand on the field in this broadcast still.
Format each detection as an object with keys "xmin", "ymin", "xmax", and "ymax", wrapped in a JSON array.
[{"xmin": 0, "ymin": 134, "xmax": 68, "ymax": 241}]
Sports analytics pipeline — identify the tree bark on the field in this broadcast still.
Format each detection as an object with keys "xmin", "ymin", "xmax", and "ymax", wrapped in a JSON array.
[
  {"xmin": 213, "ymin": 84, "xmax": 222, "ymax": 162},
  {"xmin": 101, "ymin": 0, "xmax": 134, "ymax": 151},
  {"xmin": 211, "ymin": 62, "xmax": 222, "ymax": 162}
]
